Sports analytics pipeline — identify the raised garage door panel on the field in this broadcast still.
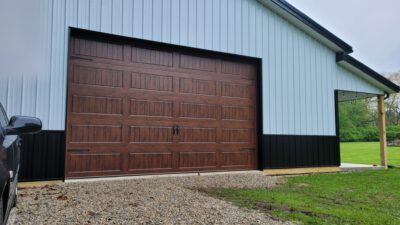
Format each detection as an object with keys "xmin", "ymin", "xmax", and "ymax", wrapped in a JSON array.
[{"xmin": 66, "ymin": 34, "xmax": 258, "ymax": 178}]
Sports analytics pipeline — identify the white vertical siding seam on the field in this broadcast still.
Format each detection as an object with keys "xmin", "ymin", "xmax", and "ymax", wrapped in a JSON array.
[
  {"xmin": 170, "ymin": 0, "xmax": 173, "ymax": 43},
  {"xmin": 290, "ymin": 28, "xmax": 296, "ymax": 134},
  {"xmin": 272, "ymin": 13, "xmax": 277, "ymax": 134},
  {"xmin": 203, "ymin": 0, "xmax": 206, "ymax": 48},
  {"xmin": 88, "ymin": 0, "xmax": 91, "ymax": 29},
  {"xmin": 195, "ymin": 0, "xmax": 198, "ymax": 48},
  {"xmin": 141, "ymin": 0, "xmax": 144, "ymax": 38},
  {"xmin": 294, "ymin": 31, "xmax": 300, "ymax": 134},
  {"xmin": 34, "ymin": 74, "xmax": 38, "ymax": 118},
  {"xmin": 314, "ymin": 42, "xmax": 320, "ymax": 134},
  {"xmin": 281, "ymin": 21, "xmax": 287, "ymax": 134},
  {"xmin": 305, "ymin": 35, "xmax": 311, "ymax": 134},
  {"xmin": 61, "ymin": 0, "xmax": 68, "ymax": 129},
  {"xmin": 21, "ymin": 75, "xmax": 25, "ymax": 115},
  {"xmin": 219, "ymin": 0, "xmax": 222, "ymax": 51},
  {"xmin": 110, "ymin": 0, "xmax": 114, "ymax": 33},
  {"xmin": 5, "ymin": 78, "xmax": 9, "ymax": 113},
  {"xmin": 324, "ymin": 49, "xmax": 330, "ymax": 134},
  {"xmin": 100, "ymin": 0, "xmax": 102, "ymax": 31},
  {"xmin": 47, "ymin": 0, "xmax": 54, "ymax": 130}
]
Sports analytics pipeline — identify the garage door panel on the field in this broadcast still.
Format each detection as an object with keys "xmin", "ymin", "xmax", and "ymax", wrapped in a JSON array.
[
  {"xmin": 71, "ymin": 95, "xmax": 123, "ymax": 115},
  {"xmin": 221, "ymin": 105, "xmax": 255, "ymax": 121},
  {"xmin": 179, "ymin": 102, "xmax": 218, "ymax": 120},
  {"xmin": 72, "ymin": 49, "xmax": 256, "ymax": 85},
  {"xmin": 221, "ymin": 59, "xmax": 257, "ymax": 79},
  {"xmin": 66, "ymin": 35, "xmax": 258, "ymax": 178},
  {"xmin": 129, "ymin": 98, "xmax": 174, "ymax": 118},
  {"xmin": 129, "ymin": 126, "xmax": 174, "ymax": 143},
  {"xmin": 131, "ymin": 45, "xmax": 174, "ymax": 67},
  {"xmin": 71, "ymin": 49, "xmax": 250, "ymax": 83},
  {"xmin": 221, "ymin": 82, "xmax": 256, "ymax": 99},
  {"xmin": 71, "ymin": 64, "xmax": 124, "ymax": 88},
  {"xmin": 221, "ymin": 128, "xmax": 255, "ymax": 144},
  {"xmin": 178, "ymin": 152, "xmax": 217, "ymax": 169},
  {"xmin": 175, "ymin": 96, "xmax": 255, "ymax": 105},
  {"xmin": 67, "ymin": 152, "xmax": 123, "ymax": 175},
  {"xmin": 127, "ymin": 145, "xmax": 173, "ymax": 152},
  {"xmin": 128, "ymin": 152, "xmax": 173, "ymax": 171},
  {"xmin": 69, "ymin": 124, "xmax": 123, "ymax": 144},
  {"xmin": 179, "ymin": 54, "xmax": 217, "ymax": 72},
  {"xmin": 68, "ymin": 146, "xmax": 127, "ymax": 152},
  {"xmin": 179, "ymin": 77, "xmax": 217, "ymax": 96},
  {"xmin": 72, "ymin": 58, "xmax": 257, "ymax": 88},
  {"xmin": 68, "ymin": 86, "xmax": 127, "ymax": 100},
  {"xmin": 220, "ymin": 150, "xmax": 256, "ymax": 168},
  {"xmin": 123, "ymin": 117, "xmax": 218, "ymax": 127},
  {"xmin": 130, "ymin": 72, "xmax": 174, "ymax": 92},
  {"xmin": 219, "ymin": 121, "xmax": 256, "ymax": 129},
  {"xmin": 68, "ymin": 116, "xmax": 125, "ymax": 125},
  {"xmin": 72, "ymin": 37, "xmax": 124, "ymax": 61},
  {"xmin": 177, "ymin": 127, "xmax": 217, "ymax": 143},
  {"xmin": 70, "ymin": 86, "xmax": 176, "ymax": 100}
]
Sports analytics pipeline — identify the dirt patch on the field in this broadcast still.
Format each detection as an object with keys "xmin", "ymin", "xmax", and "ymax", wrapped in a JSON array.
[{"xmin": 254, "ymin": 202, "xmax": 333, "ymax": 220}]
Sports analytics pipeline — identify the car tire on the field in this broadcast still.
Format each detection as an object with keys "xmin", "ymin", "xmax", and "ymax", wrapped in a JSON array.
[
  {"xmin": 0, "ymin": 197, "xmax": 4, "ymax": 225},
  {"xmin": 12, "ymin": 188, "xmax": 16, "ymax": 208}
]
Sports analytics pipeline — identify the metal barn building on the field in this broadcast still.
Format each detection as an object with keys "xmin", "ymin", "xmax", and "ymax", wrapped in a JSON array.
[{"xmin": 0, "ymin": 0, "xmax": 398, "ymax": 180}]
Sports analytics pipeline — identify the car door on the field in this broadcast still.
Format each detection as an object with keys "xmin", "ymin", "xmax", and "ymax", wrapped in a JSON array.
[{"xmin": 0, "ymin": 104, "xmax": 18, "ymax": 213}]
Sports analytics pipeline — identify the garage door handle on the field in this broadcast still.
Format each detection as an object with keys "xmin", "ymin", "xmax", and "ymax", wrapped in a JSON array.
[
  {"xmin": 172, "ymin": 126, "xmax": 177, "ymax": 136},
  {"xmin": 176, "ymin": 126, "xmax": 180, "ymax": 135}
]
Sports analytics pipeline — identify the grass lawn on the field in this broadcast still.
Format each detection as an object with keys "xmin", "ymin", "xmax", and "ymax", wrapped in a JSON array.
[
  {"xmin": 341, "ymin": 142, "xmax": 400, "ymax": 166},
  {"xmin": 207, "ymin": 169, "xmax": 400, "ymax": 225}
]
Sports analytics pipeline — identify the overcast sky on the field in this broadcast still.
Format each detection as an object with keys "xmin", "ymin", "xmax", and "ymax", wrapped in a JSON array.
[{"xmin": 286, "ymin": 0, "xmax": 400, "ymax": 74}]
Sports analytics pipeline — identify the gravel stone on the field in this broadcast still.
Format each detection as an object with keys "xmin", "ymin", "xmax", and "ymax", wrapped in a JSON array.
[{"xmin": 9, "ymin": 172, "xmax": 291, "ymax": 225}]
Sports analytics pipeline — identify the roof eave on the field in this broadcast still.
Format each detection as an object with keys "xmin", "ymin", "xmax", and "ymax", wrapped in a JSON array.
[
  {"xmin": 336, "ymin": 53, "xmax": 400, "ymax": 94},
  {"xmin": 257, "ymin": 0, "xmax": 353, "ymax": 54}
]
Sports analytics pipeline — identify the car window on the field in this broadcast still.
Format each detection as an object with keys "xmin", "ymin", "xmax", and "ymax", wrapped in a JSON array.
[{"xmin": 0, "ymin": 103, "xmax": 8, "ymax": 127}]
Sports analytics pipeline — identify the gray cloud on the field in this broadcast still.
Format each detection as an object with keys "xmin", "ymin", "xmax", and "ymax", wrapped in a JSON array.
[{"xmin": 287, "ymin": 0, "xmax": 400, "ymax": 74}]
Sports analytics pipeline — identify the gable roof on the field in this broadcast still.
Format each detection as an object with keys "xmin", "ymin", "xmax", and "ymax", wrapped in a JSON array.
[{"xmin": 258, "ymin": 0, "xmax": 399, "ymax": 93}]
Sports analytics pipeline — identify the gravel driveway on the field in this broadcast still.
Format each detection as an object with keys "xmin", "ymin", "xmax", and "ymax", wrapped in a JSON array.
[{"xmin": 9, "ymin": 172, "xmax": 290, "ymax": 225}]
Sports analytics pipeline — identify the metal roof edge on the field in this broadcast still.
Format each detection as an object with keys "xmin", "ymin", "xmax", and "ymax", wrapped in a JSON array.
[
  {"xmin": 336, "ymin": 53, "xmax": 400, "ymax": 93},
  {"xmin": 257, "ymin": 0, "xmax": 353, "ymax": 54}
]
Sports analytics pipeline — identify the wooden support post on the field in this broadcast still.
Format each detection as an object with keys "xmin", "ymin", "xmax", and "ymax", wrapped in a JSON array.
[{"xmin": 378, "ymin": 95, "xmax": 388, "ymax": 169}]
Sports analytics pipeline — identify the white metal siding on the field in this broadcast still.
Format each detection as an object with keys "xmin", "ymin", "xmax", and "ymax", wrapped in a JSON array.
[{"xmin": 0, "ymin": 0, "xmax": 384, "ymax": 135}]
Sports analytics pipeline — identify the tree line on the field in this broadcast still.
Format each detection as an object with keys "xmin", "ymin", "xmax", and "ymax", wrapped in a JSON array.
[{"xmin": 339, "ymin": 71, "xmax": 400, "ymax": 142}]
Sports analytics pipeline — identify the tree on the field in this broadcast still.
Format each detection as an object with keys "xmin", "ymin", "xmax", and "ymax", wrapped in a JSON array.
[
  {"xmin": 384, "ymin": 72, "xmax": 400, "ymax": 125},
  {"xmin": 339, "ymin": 99, "xmax": 375, "ymax": 131}
]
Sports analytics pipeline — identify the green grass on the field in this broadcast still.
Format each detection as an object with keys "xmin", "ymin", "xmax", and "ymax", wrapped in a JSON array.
[
  {"xmin": 341, "ymin": 142, "xmax": 400, "ymax": 166},
  {"xmin": 207, "ymin": 169, "xmax": 400, "ymax": 225}
]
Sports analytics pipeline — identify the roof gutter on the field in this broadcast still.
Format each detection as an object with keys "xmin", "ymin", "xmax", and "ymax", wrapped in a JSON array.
[
  {"xmin": 257, "ymin": 0, "xmax": 353, "ymax": 54},
  {"xmin": 336, "ymin": 53, "xmax": 400, "ymax": 94}
]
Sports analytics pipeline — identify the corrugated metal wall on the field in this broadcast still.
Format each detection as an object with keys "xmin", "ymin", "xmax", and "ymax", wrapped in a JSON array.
[
  {"xmin": 0, "ymin": 0, "xmax": 383, "ymax": 135},
  {"xmin": 263, "ymin": 134, "xmax": 340, "ymax": 168},
  {"xmin": 19, "ymin": 131, "xmax": 66, "ymax": 181}
]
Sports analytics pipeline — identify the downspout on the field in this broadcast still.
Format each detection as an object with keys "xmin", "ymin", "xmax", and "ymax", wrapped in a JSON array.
[{"xmin": 384, "ymin": 92, "xmax": 390, "ymax": 100}]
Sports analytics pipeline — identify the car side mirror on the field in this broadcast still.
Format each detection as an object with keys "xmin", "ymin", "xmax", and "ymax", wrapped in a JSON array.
[{"xmin": 5, "ymin": 116, "xmax": 42, "ymax": 135}]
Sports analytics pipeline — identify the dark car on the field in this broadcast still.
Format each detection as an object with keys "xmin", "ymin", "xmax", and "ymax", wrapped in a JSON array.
[{"xmin": 0, "ymin": 103, "xmax": 41, "ymax": 224}]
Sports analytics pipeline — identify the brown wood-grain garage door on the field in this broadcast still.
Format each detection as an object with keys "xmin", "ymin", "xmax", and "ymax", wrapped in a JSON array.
[{"xmin": 65, "ymin": 32, "xmax": 259, "ymax": 178}]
